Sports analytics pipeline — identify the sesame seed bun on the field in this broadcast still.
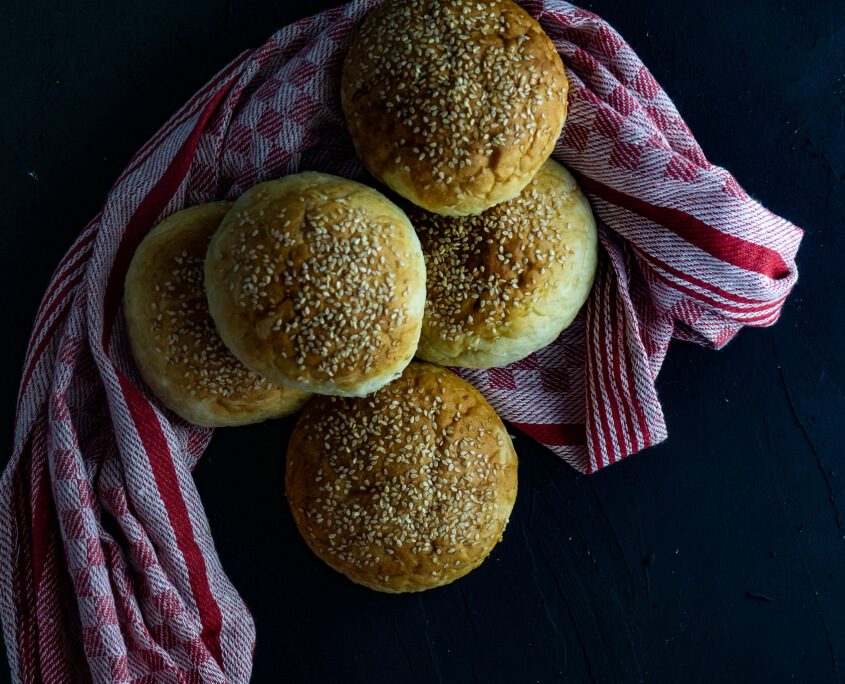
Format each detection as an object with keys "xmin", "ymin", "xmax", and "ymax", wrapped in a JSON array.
[
  {"xmin": 341, "ymin": 0, "xmax": 569, "ymax": 217},
  {"xmin": 286, "ymin": 362, "xmax": 517, "ymax": 593},
  {"xmin": 413, "ymin": 159, "xmax": 598, "ymax": 369},
  {"xmin": 123, "ymin": 203, "xmax": 310, "ymax": 427},
  {"xmin": 204, "ymin": 173, "xmax": 426, "ymax": 398}
]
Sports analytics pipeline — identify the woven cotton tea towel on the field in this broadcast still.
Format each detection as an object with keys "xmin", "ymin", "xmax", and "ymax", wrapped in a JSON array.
[{"xmin": 0, "ymin": 1, "xmax": 801, "ymax": 681}]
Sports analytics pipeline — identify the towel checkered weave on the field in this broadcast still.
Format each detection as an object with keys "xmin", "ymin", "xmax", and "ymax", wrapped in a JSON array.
[{"xmin": 0, "ymin": 1, "xmax": 801, "ymax": 681}]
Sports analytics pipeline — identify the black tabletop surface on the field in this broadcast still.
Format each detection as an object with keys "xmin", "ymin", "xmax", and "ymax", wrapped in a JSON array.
[{"xmin": 2, "ymin": 1, "xmax": 843, "ymax": 682}]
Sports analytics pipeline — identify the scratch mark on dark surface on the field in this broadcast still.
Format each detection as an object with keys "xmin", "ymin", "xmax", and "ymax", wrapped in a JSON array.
[
  {"xmin": 528, "ymin": 466, "xmax": 537, "ymax": 527},
  {"xmin": 520, "ymin": 453, "xmax": 568, "ymax": 676},
  {"xmin": 551, "ymin": 492, "xmax": 644, "ymax": 679},
  {"xmin": 761, "ymin": 418, "xmax": 791, "ymax": 523},
  {"xmin": 566, "ymin": 539, "xmax": 645, "ymax": 683},
  {"xmin": 588, "ymin": 479, "xmax": 635, "ymax": 581},
  {"xmin": 457, "ymin": 584, "xmax": 484, "ymax": 683},
  {"xmin": 533, "ymin": 465, "xmax": 645, "ymax": 680},
  {"xmin": 763, "ymin": 415, "xmax": 841, "ymax": 682},
  {"xmin": 519, "ymin": 453, "xmax": 567, "ymax": 673},
  {"xmin": 772, "ymin": 339, "xmax": 845, "ymax": 545},
  {"xmin": 520, "ymin": 522, "xmax": 567, "ymax": 675},
  {"xmin": 745, "ymin": 591, "xmax": 775, "ymax": 602},
  {"xmin": 776, "ymin": 512, "xmax": 840, "ymax": 682},
  {"xmin": 417, "ymin": 597, "xmax": 443, "ymax": 684},
  {"xmin": 529, "ymin": 526, "xmax": 597, "ymax": 684},
  {"xmin": 392, "ymin": 615, "xmax": 423, "ymax": 684},
  {"xmin": 637, "ymin": 521, "xmax": 652, "ymax": 613},
  {"xmin": 527, "ymin": 455, "xmax": 538, "ymax": 527}
]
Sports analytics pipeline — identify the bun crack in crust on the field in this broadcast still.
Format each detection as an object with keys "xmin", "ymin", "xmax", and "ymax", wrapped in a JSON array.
[
  {"xmin": 286, "ymin": 362, "xmax": 518, "ymax": 593},
  {"xmin": 413, "ymin": 160, "xmax": 598, "ymax": 369},
  {"xmin": 342, "ymin": 0, "xmax": 569, "ymax": 216},
  {"xmin": 123, "ymin": 203, "xmax": 310, "ymax": 427},
  {"xmin": 205, "ymin": 173, "xmax": 426, "ymax": 397}
]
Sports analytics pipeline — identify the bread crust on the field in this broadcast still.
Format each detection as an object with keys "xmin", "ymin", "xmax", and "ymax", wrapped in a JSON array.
[
  {"xmin": 123, "ymin": 202, "xmax": 310, "ymax": 427},
  {"xmin": 204, "ymin": 173, "xmax": 426, "ymax": 397},
  {"xmin": 341, "ymin": 0, "xmax": 569, "ymax": 216},
  {"xmin": 413, "ymin": 160, "xmax": 598, "ymax": 369},
  {"xmin": 286, "ymin": 362, "xmax": 518, "ymax": 592}
]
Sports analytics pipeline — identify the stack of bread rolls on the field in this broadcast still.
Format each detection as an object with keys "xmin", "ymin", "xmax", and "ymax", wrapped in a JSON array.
[{"xmin": 124, "ymin": 0, "xmax": 596, "ymax": 593}]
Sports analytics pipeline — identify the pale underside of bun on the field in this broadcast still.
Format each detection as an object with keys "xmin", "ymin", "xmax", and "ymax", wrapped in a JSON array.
[
  {"xmin": 341, "ymin": 0, "xmax": 569, "ymax": 216},
  {"xmin": 286, "ymin": 362, "xmax": 518, "ymax": 593},
  {"xmin": 204, "ymin": 172, "xmax": 426, "ymax": 398},
  {"xmin": 123, "ymin": 202, "xmax": 310, "ymax": 427},
  {"xmin": 413, "ymin": 159, "xmax": 598, "ymax": 369}
]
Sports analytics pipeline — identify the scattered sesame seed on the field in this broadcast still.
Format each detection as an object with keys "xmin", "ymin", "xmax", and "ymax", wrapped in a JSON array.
[
  {"xmin": 223, "ymin": 182, "xmax": 415, "ymax": 382},
  {"xmin": 290, "ymin": 366, "xmax": 512, "ymax": 581},
  {"xmin": 345, "ymin": 0, "xmax": 567, "ymax": 201},
  {"xmin": 411, "ymin": 165, "xmax": 572, "ymax": 341},
  {"xmin": 145, "ymin": 220, "xmax": 278, "ymax": 403}
]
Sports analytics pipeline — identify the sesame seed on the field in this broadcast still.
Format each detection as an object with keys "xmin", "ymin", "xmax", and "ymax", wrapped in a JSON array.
[
  {"xmin": 143, "ymin": 217, "xmax": 281, "ymax": 404},
  {"xmin": 345, "ymin": 0, "xmax": 567, "ymax": 201},
  {"xmin": 410, "ymin": 164, "xmax": 571, "ymax": 342},
  {"xmin": 289, "ymin": 365, "xmax": 511, "ymax": 585},
  {"xmin": 223, "ymin": 181, "xmax": 414, "ymax": 382}
]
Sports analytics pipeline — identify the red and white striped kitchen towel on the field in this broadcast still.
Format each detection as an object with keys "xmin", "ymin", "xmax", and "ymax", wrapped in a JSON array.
[{"xmin": 0, "ymin": 0, "xmax": 801, "ymax": 681}]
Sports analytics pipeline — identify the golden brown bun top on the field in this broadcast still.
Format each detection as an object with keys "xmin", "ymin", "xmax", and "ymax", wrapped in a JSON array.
[
  {"xmin": 204, "ymin": 172, "xmax": 426, "ymax": 397},
  {"xmin": 342, "ymin": 0, "xmax": 569, "ymax": 216},
  {"xmin": 123, "ymin": 203, "xmax": 310, "ymax": 427},
  {"xmin": 286, "ymin": 362, "xmax": 518, "ymax": 592},
  {"xmin": 411, "ymin": 159, "xmax": 585, "ymax": 342}
]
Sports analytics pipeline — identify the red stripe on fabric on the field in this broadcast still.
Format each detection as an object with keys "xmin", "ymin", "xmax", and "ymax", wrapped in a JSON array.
[
  {"xmin": 636, "ymin": 245, "xmax": 789, "ymax": 311},
  {"xmin": 32, "ymin": 428, "xmax": 79, "ymax": 683},
  {"xmin": 597, "ymin": 268, "xmax": 626, "ymax": 464},
  {"xmin": 583, "ymin": 312, "xmax": 601, "ymax": 473},
  {"xmin": 21, "ymin": 231, "xmax": 96, "ymax": 383},
  {"xmin": 25, "ymin": 244, "xmax": 91, "ymax": 351},
  {"xmin": 624, "ymin": 334, "xmax": 653, "ymax": 452},
  {"xmin": 18, "ymin": 224, "xmax": 97, "ymax": 400},
  {"xmin": 629, "ymin": 378, "xmax": 653, "ymax": 452},
  {"xmin": 23, "ymin": 48, "xmax": 252, "ymax": 382},
  {"xmin": 638, "ymin": 252, "xmax": 788, "ymax": 321},
  {"xmin": 40, "ymin": 227, "xmax": 97, "ymax": 305},
  {"xmin": 55, "ymin": 222, "xmax": 96, "ymax": 269},
  {"xmin": 112, "ymin": 49, "xmax": 253, "ymax": 190},
  {"xmin": 18, "ymin": 272, "xmax": 86, "ymax": 404},
  {"xmin": 609, "ymin": 279, "xmax": 639, "ymax": 454},
  {"xmin": 31, "ymin": 463, "xmax": 53, "ymax": 592},
  {"xmin": 102, "ymin": 73, "xmax": 240, "ymax": 350},
  {"xmin": 586, "ymin": 272, "xmax": 613, "ymax": 471},
  {"xmin": 644, "ymin": 267, "xmax": 786, "ymax": 327},
  {"xmin": 117, "ymin": 375, "xmax": 223, "ymax": 668},
  {"xmin": 23, "ymin": 223, "xmax": 98, "ymax": 373},
  {"xmin": 37, "ymin": 519, "xmax": 85, "ymax": 683},
  {"xmin": 13, "ymin": 443, "xmax": 39, "ymax": 682},
  {"xmin": 572, "ymin": 171, "xmax": 791, "ymax": 280},
  {"xmin": 20, "ymin": 57, "xmax": 245, "ymax": 402},
  {"xmin": 511, "ymin": 422, "xmax": 586, "ymax": 446},
  {"xmin": 586, "ymin": 354, "xmax": 603, "ymax": 473},
  {"xmin": 591, "ymin": 269, "xmax": 615, "ymax": 468}
]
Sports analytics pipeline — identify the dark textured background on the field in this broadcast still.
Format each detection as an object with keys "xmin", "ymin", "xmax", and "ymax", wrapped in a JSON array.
[{"xmin": 2, "ymin": 0, "xmax": 844, "ymax": 682}]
